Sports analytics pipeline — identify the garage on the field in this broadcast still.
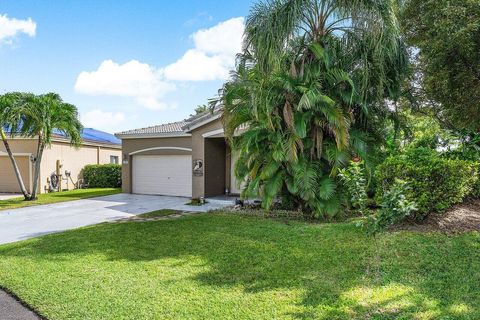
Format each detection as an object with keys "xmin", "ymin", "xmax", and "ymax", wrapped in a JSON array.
[
  {"xmin": 0, "ymin": 156, "xmax": 31, "ymax": 193},
  {"xmin": 132, "ymin": 155, "xmax": 192, "ymax": 197}
]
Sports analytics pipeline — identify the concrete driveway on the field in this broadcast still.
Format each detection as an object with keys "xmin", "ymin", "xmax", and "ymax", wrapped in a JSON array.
[
  {"xmin": 0, "ymin": 193, "xmax": 22, "ymax": 201},
  {"xmin": 0, "ymin": 193, "xmax": 230, "ymax": 245}
]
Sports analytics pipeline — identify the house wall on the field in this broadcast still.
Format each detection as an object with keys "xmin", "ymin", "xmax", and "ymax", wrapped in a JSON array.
[
  {"xmin": 1, "ymin": 138, "xmax": 121, "ymax": 194},
  {"xmin": 0, "ymin": 139, "xmax": 37, "ymax": 154},
  {"xmin": 0, "ymin": 139, "xmax": 36, "ymax": 194},
  {"xmin": 120, "ymin": 136, "xmax": 192, "ymax": 193},
  {"xmin": 39, "ymin": 141, "xmax": 121, "ymax": 193},
  {"xmin": 191, "ymin": 120, "xmax": 224, "ymax": 199},
  {"xmin": 99, "ymin": 147, "xmax": 120, "ymax": 164}
]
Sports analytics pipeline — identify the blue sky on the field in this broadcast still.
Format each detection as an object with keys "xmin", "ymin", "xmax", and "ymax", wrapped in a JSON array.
[{"xmin": 0, "ymin": 1, "xmax": 253, "ymax": 133}]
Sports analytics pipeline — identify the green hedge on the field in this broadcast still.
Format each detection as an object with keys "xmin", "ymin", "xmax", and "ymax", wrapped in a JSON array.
[
  {"xmin": 376, "ymin": 148, "xmax": 478, "ymax": 219},
  {"xmin": 83, "ymin": 164, "xmax": 122, "ymax": 188}
]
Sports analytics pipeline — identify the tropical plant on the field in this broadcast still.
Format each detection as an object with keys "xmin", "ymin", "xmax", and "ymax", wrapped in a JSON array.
[
  {"xmin": 0, "ymin": 92, "xmax": 83, "ymax": 200},
  {"xmin": 190, "ymin": 104, "xmax": 209, "ymax": 117},
  {"xmin": 218, "ymin": 0, "xmax": 408, "ymax": 217},
  {"xmin": 339, "ymin": 160, "xmax": 369, "ymax": 215},
  {"xmin": 366, "ymin": 178, "xmax": 417, "ymax": 233},
  {"xmin": 0, "ymin": 93, "xmax": 31, "ymax": 199}
]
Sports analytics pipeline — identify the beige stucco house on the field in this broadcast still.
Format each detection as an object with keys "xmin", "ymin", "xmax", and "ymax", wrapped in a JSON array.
[
  {"xmin": 116, "ymin": 110, "xmax": 242, "ymax": 199},
  {"xmin": 0, "ymin": 129, "xmax": 121, "ymax": 194}
]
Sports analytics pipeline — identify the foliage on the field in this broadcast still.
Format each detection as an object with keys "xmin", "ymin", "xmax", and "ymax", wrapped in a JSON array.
[
  {"xmin": 0, "ymin": 188, "xmax": 121, "ymax": 211},
  {"xmin": 366, "ymin": 179, "xmax": 417, "ymax": 233},
  {"xmin": 189, "ymin": 104, "xmax": 209, "ymax": 117},
  {"xmin": 0, "ymin": 93, "xmax": 33, "ymax": 199},
  {"xmin": 376, "ymin": 148, "xmax": 478, "ymax": 219},
  {"xmin": 219, "ymin": 0, "xmax": 408, "ymax": 218},
  {"xmin": 0, "ymin": 214, "xmax": 478, "ymax": 319},
  {"xmin": 402, "ymin": 0, "xmax": 480, "ymax": 132},
  {"xmin": 443, "ymin": 133, "xmax": 480, "ymax": 198},
  {"xmin": 0, "ymin": 92, "xmax": 83, "ymax": 200},
  {"xmin": 83, "ymin": 164, "xmax": 122, "ymax": 188},
  {"xmin": 339, "ymin": 160, "xmax": 369, "ymax": 215}
]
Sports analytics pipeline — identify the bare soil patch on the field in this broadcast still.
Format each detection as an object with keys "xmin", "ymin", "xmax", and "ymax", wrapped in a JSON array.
[{"xmin": 395, "ymin": 199, "xmax": 480, "ymax": 233}]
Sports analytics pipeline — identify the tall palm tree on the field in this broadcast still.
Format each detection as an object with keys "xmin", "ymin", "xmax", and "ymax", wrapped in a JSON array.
[
  {"xmin": 19, "ymin": 93, "xmax": 83, "ymax": 200},
  {"xmin": 0, "ymin": 93, "xmax": 32, "ymax": 200},
  {"xmin": 219, "ymin": 0, "xmax": 407, "ymax": 217}
]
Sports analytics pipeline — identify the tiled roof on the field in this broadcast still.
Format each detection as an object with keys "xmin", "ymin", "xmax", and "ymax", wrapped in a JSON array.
[
  {"xmin": 115, "ymin": 105, "xmax": 223, "ymax": 138},
  {"xmin": 115, "ymin": 121, "xmax": 187, "ymax": 137}
]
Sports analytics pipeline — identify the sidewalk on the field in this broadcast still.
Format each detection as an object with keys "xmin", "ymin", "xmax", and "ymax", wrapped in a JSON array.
[{"xmin": 0, "ymin": 289, "xmax": 40, "ymax": 320}]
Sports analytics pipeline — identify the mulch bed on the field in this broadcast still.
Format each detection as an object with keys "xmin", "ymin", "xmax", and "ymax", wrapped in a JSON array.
[{"xmin": 394, "ymin": 199, "xmax": 480, "ymax": 233}]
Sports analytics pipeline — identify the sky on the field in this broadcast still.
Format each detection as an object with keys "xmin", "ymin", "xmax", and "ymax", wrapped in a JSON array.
[{"xmin": 0, "ymin": 0, "xmax": 253, "ymax": 133}]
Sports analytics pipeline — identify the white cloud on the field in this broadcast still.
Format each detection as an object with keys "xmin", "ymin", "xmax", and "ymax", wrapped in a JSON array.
[
  {"xmin": 163, "ymin": 49, "xmax": 232, "ymax": 81},
  {"xmin": 163, "ymin": 17, "xmax": 244, "ymax": 81},
  {"xmin": 192, "ymin": 17, "xmax": 244, "ymax": 56},
  {"xmin": 0, "ymin": 14, "xmax": 36, "ymax": 44},
  {"xmin": 74, "ymin": 60, "xmax": 175, "ymax": 110},
  {"xmin": 81, "ymin": 110, "xmax": 126, "ymax": 133},
  {"xmin": 74, "ymin": 17, "xmax": 245, "ymax": 109}
]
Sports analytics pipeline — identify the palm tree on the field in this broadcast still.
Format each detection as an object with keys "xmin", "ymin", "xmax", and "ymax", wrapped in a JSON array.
[
  {"xmin": 19, "ymin": 93, "xmax": 83, "ymax": 200},
  {"xmin": 0, "ymin": 93, "xmax": 32, "ymax": 200},
  {"xmin": 219, "ymin": 0, "xmax": 407, "ymax": 217}
]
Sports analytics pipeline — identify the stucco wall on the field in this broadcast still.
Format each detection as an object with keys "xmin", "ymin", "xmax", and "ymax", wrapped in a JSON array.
[
  {"xmin": 120, "ymin": 136, "xmax": 192, "ymax": 193},
  {"xmin": 40, "ymin": 141, "xmax": 121, "ymax": 193},
  {"xmin": 1, "ymin": 138, "xmax": 120, "ymax": 194},
  {"xmin": 0, "ymin": 139, "xmax": 37, "ymax": 154}
]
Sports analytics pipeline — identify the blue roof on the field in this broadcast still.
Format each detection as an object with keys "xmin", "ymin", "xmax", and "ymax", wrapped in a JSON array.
[
  {"xmin": 3, "ymin": 126, "xmax": 121, "ymax": 145},
  {"xmin": 54, "ymin": 128, "xmax": 121, "ymax": 145},
  {"xmin": 80, "ymin": 128, "xmax": 121, "ymax": 145}
]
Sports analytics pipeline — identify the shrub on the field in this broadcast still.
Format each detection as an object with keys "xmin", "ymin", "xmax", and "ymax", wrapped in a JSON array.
[
  {"xmin": 339, "ymin": 160, "xmax": 369, "ymax": 215},
  {"xmin": 366, "ymin": 179, "xmax": 417, "ymax": 233},
  {"xmin": 83, "ymin": 164, "xmax": 122, "ymax": 188},
  {"xmin": 443, "ymin": 143, "xmax": 480, "ymax": 198},
  {"xmin": 376, "ymin": 148, "xmax": 478, "ymax": 219}
]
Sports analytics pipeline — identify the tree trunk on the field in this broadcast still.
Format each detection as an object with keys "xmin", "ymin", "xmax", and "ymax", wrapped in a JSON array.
[
  {"xmin": 0, "ymin": 129, "xmax": 31, "ymax": 200},
  {"xmin": 29, "ymin": 135, "xmax": 45, "ymax": 200}
]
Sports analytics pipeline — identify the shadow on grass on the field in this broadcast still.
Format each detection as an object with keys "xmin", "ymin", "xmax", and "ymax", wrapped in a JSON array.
[{"xmin": 0, "ymin": 214, "xmax": 478, "ymax": 319}]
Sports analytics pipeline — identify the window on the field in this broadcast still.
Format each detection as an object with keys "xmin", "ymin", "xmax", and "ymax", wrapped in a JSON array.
[{"xmin": 110, "ymin": 155, "xmax": 119, "ymax": 164}]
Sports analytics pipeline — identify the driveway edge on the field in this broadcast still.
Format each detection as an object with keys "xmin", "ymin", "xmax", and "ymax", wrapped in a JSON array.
[{"xmin": 0, "ymin": 287, "xmax": 45, "ymax": 320}]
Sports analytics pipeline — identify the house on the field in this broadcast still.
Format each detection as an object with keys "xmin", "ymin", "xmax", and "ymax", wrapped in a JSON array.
[
  {"xmin": 0, "ymin": 128, "xmax": 122, "ymax": 194},
  {"xmin": 115, "ymin": 109, "xmax": 242, "ymax": 199}
]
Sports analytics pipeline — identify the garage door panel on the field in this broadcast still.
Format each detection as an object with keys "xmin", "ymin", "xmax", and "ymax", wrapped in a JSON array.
[
  {"xmin": 0, "ymin": 156, "xmax": 31, "ymax": 193},
  {"xmin": 132, "ymin": 155, "xmax": 192, "ymax": 197}
]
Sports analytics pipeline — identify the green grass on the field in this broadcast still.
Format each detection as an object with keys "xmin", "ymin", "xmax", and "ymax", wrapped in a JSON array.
[
  {"xmin": 0, "ymin": 188, "xmax": 121, "ymax": 210},
  {"xmin": 0, "ymin": 214, "xmax": 478, "ymax": 319},
  {"xmin": 136, "ymin": 209, "xmax": 181, "ymax": 218}
]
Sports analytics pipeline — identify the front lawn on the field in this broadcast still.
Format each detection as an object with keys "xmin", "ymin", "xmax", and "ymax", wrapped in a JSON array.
[
  {"xmin": 0, "ymin": 214, "xmax": 478, "ymax": 319},
  {"xmin": 0, "ymin": 188, "xmax": 121, "ymax": 210}
]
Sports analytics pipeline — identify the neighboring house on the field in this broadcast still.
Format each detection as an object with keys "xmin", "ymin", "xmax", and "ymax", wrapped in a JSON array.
[
  {"xmin": 0, "ymin": 128, "xmax": 122, "ymax": 194},
  {"xmin": 116, "ymin": 109, "xmax": 243, "ymax": 199}
]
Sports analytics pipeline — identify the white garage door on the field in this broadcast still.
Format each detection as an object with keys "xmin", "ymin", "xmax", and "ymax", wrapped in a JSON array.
[{"xmin": 132, "ymin": 155, "xmax": 192, "ymax": 197}]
